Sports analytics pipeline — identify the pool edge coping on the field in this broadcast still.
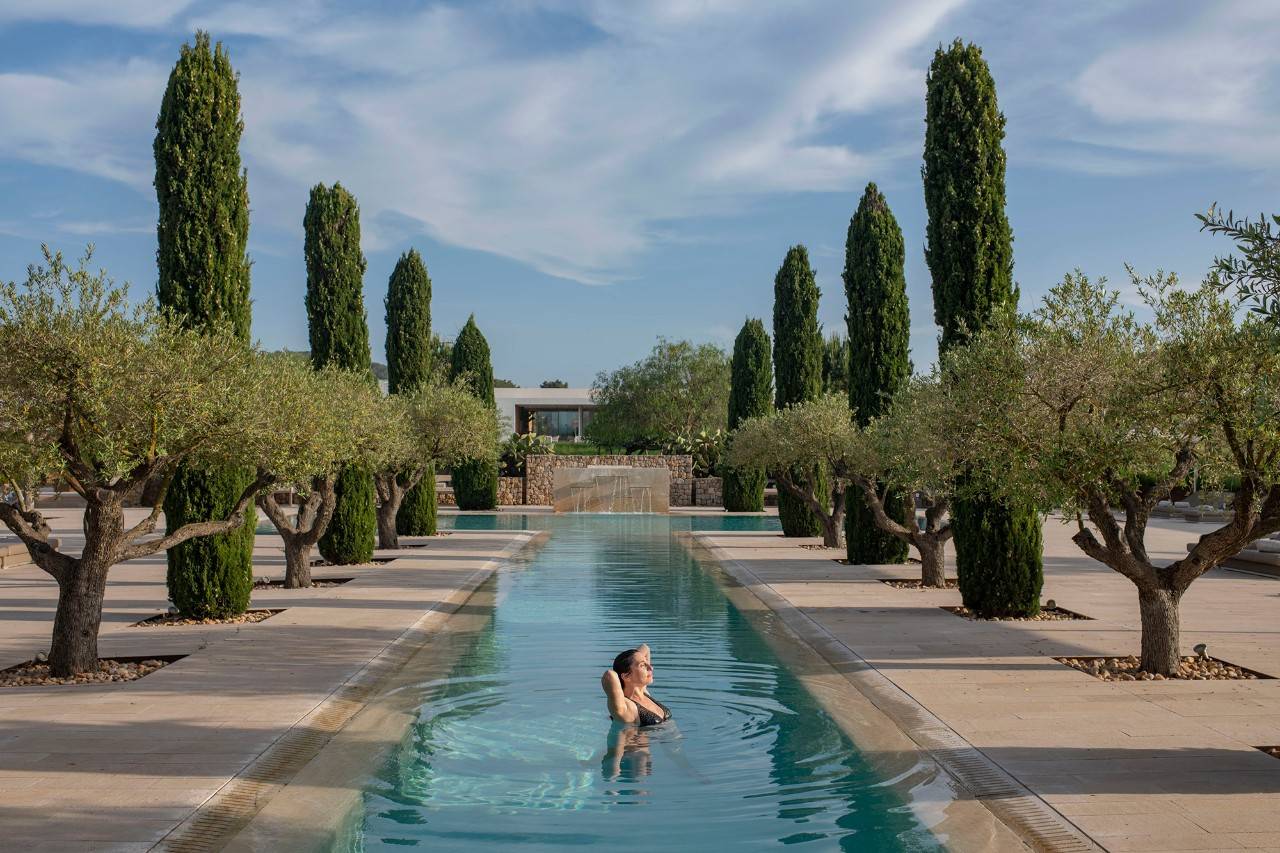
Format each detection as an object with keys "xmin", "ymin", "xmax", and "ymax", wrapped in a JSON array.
[
  {"xmin": 681, "ymin": 530, "xmax": 1104, "ymax": 853},
  {"xmin": 152, "ymin": 528, "xmax": 551, "ymax": 853}
]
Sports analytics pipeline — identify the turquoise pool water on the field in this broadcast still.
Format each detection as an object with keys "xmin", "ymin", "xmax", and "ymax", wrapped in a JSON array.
[{"xmin": 351, "ymin": 514, "xmax": 941, "ymax": 851}]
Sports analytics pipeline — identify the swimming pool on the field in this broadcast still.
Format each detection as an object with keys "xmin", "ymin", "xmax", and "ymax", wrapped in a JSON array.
[{"xmin": 348, "ymin": 514, "xmax": 943, "ymax": 851}]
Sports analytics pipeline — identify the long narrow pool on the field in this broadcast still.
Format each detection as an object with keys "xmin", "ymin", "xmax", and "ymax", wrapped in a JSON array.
[{"xmin": 350, "ymin": 514, "xmax": 943, "ymax": 851}]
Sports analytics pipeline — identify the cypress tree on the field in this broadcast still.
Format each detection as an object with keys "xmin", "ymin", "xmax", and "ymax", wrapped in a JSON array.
[
  {"xmin": 449, "ymin": 315, "xmax": 498, "ymax": 510},
  {"xmin": 723, "ymin": 318, "xmax": 771, "ymax": 512},
  {"xmin": 924, "ymin": 40, "xmax": 1042, "ymax": 615},
  {"xmin": 821, "ymin": 333, "xmax": 849, "ymax": 395},
  {"xmin": 305, "ymin": 182, "xmax": 376, "ymax": 564},
  {"xmin": 385, "ymin": 249, "xmax": 437, "ymax": 536},
  {"xmin": 843, "ymin": 183, "xmax": 911, "ymax": 565},
  {"xmin": 772, "ymin": 245, "xmax": 827, "ymax": 536},
  {"xmin": 155, "ymin": 31, "xmax": 256, "ymax": 618}
]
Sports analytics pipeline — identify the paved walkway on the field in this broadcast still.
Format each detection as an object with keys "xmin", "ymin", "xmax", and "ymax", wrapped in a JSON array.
[
  {"xmin": 693, "ymin": 516, "xmax": 1280, "ymax": 853},
  {"xmin": 0, "ymin": 506, "xmax": 536, "ymax": 852}
]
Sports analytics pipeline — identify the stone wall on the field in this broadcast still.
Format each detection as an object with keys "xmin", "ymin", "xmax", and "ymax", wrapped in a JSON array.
[
  {"xmin": 0, "ymin": 538, "xmax": 59, "ymax": 570},
  {"xmin": 498, "ymin": 476, "xmax": 524, "ymax": 506},
  {"xmin": 526, "ymin": 455, "xmax": 694, "ymax": 506},
  {"xmin": 436, "ymin": 487, "xmax": 456, "ymax": 507},
  {"xmin": 693, "ymin": 477, "xmax": 723, "ymax": 507}
]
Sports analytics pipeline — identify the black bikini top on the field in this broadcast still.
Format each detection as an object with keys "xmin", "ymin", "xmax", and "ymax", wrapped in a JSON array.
[{"xmin": 613, "ymin": 695, "xmax": 672, "ymax": 726}]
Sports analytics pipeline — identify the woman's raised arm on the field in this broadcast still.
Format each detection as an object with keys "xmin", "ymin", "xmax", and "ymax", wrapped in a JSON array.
[{"xmin": 601, "ymin": 668, "xmax": 637, "ymax": 723}]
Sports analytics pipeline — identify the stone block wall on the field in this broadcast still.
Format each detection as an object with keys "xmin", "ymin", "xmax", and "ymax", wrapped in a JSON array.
[
  {"xmin": 693, "ymin": 477, "xmax": 723, "ymax": 507},
  {"xmin": 526, "ymin": 455, "xmax": 694, "ymax": 506},
  {"xmin": 0, "ymin": 538, "xmax": 59, "ymax": 570},
  {"xmin": 436, "ymin": 488, "xmax": 456, "ymax": 507},
  {"xmin": 498, "ymin": 476, "xmax": 524, "ymax": 506}
]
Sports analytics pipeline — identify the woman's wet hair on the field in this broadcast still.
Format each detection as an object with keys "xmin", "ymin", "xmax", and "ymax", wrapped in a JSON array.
[{"xmin": 613, "ymin": 648, "xmax": 640, "ymax": 682}]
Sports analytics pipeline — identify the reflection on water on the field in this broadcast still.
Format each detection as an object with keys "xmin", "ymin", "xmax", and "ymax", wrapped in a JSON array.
[{"xmin": 350, "ymin": 514, "xmax": 941, "ymax": 851}]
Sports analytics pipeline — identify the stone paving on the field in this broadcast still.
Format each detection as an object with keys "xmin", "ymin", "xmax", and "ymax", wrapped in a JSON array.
[
  {"xmin": 0, "ymin": 506, "xmax": 536, "ymax": 851},
  {"xmin": 692, "ymin": 515, "xmax": 1280, "ymax": 853}
]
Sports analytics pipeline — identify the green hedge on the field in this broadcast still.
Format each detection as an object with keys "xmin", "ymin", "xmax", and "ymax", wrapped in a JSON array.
[
  {"xmin": 452, "ymin": 458, "xmax": 498, "ymax": 510},
  {"xmin": 318, "ymin": 464, "xmax": 375, "ymax": 564},
  {"xmin": 953, "ymin": 494, "xmax": 1043, "ymax": 617},
  {"xmin": 396, "ymin": 464, "xmax": 437, "ymax": 536},
  {"xmin": 845, "ymin": 487, "xmax": 910, "ymax": 564},
  {"xmin": 164, "ymin": 463, "xmax": 256, "ymax": 618},
  {"xmin": 723, "ymin": 467, "xmax": 766, "ymax": 512}
]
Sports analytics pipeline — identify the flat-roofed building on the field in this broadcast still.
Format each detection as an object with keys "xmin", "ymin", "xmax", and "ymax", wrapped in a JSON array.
[{"xmin": 495, "ymin": 387, "xmax": 596, "ymax": 441}]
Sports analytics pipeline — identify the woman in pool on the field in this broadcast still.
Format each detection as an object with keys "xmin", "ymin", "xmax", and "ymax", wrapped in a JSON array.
[{"xmin": 600, "ymin": 643, "xmax": 672, "ymax": 726}]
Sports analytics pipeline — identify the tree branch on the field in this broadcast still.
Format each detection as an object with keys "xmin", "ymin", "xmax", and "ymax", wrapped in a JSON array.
[
  {"xmin": 118, "ymin": 470, "xmax": 273, "ymax": 562},
  {"xmin": 852, "ymin": 475, "xmax": 914, "ymax": 538},
  {"xmin": 122, "ymin": 466, "xmax": 176, "ymax": 543},
  {"xmin": 257, "ymin": 490, "xmax": 297, "ymax": 541},
  {"xmin": 0, "ymin": 501, "xmax": 73, "ymax": 582},
  {"xmin": 774, "ymin": 470, "xmax": 831, "ymax": 527}
]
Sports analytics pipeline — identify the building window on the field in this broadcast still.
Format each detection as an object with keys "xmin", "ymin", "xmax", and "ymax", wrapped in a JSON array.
[{"xmin": 533, "ymin": 409, "xmax": 579, "ymax": 439}]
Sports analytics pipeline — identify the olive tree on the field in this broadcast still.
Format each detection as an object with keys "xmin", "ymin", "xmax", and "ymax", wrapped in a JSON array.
[
  {"xmin": 371, "ymin": 382, "xmax": 500, "ymax": 549},
  {"xmin": 253, "ymin": 360, "xmax": 376, "ymax": 588},
  {"xmin": 0, "ymin": 249, "xmax": 300, "ymax": 676},
  {"xmin": 1198, "ymin": 205, "xmax": 1280, "ymax": 322},
  {"xmin": 848, "ymin": 376, "xmax": 963, "ymax": 588},
  {"xmin": 946, "ymin": 271, "xmax": 1280, "ymax": 675},
  {"xmin": 728, "ymin": 396, "xmax": 854, "ymax": 547},
  {"xmin": 587, "ymin": 339, "xmax": 730, "ymax": 452}
]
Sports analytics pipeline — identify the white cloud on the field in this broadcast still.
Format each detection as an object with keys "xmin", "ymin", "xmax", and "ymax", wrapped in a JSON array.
[
  {"xmin": 0, "ymin": 60, "xmax": 165, "ymax": 190},
  {"xmin": 1070, "ymin": 1, "xmax": 1280, "ymax": 170},
  {"xmin": 0, "ymin": 0, "xmax": 959, "ymax": 284},
  {"xmin": 0, "ymin": 0, "xmax": 196, "ymax": 29},
  {"xmin": 57, "ymin": 219, "xmax": 153, "ymax": 236}
]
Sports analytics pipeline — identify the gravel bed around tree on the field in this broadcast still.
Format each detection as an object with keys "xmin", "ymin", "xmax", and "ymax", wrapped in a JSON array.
[
  {"xmin": 881, "ymin": 578, "xmax": 960, "ymax": 589},
  {"xmin": 800, "ymin": 544, "xmax": 839, "ymax": 551},
  {"xmin": 132, "ymin": 609, "xmax": 282, "ymax": 627},
  {"xmin": 1260, "ymin": 746, "xmax": 1280, "ymax": 760},
  {"xmin": 0, "ymin": 657, "xmax": 176, "ymax": 687},
  {"xmin": 1058, "ymin": 655, "xmax": 1271, "ymax": 681},
  {"xmin": 252, "ymin": 577, "xmax": 352, "ymax": 589},
  {"xmin": 943, "ymin": 604, "xmax": 1091, "ymax": 621},
  {"xmin": 310, "ymin": 557, "xmax": 395, "ymax": 567}
]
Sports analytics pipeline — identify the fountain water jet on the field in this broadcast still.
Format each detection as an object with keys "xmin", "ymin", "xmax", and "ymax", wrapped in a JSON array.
[{"xmin": 552, "ymin": 465, "xmax": 669, "ymax": 513}]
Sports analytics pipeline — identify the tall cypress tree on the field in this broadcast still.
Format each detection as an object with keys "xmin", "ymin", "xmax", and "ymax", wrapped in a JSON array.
[
  {"xmin": 155, "ymin": 32, "xmax": 256, "ymax": 618},
  {"xmin": 772, "ymin": 245, "xmax": 827, "ymax": 536},
  {"xmin": 844, "ymin": 183, "xmax": 911, "ymax": 564},
  {"xmin": 449, "ymin": 315, "xmax": 498, "ymax": 510},
  {"xmin": 924, "ymin": 40, "xmax": 1042, "ymax": 615},
  {"xmin": 305, "ymin": 182, "xmax": 376, "ymax": 564},
  {"xmin": 385, "ymin": 249, "xmax": 438, "ymax": 536},
  {"xmin": 723, "ymin": 318, "xmax": 772, "ymax": 512}
]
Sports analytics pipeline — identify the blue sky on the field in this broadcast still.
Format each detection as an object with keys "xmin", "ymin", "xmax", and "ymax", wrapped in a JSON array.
[{"xmin": 1, "ymin": 1, "xmax": 1277, "ymax": 386}]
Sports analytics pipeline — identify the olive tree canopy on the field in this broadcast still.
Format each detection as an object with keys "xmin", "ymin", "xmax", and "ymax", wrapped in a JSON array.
[
  {"xmin": 586, "ymin": 339, "xmax": 729, "ymax": 452},
  {"xmin": 945, "ymin": 270, "xmax": 1280, "ymax": 675},
  {"xmin": 728, "ymin": 395, "xmax": 854, "ymax": 547},
  {"xmin": 371, "ymin": 381, "xmax": 500, "ymax": 548},
  {"xmin": 0, "ymin": 248, "xmax": 348, "ymax": 674}
]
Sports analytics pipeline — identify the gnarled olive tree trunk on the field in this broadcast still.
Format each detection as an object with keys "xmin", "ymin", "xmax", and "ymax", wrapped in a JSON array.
[
  {"xmin": 0, "ymin": 471, "xmax": 269, "ymax": 677},
  {"xmin": 1137, "ymin": 584, "xmax": 1182, "ymax": 676},
  {"xmin": 373, "ymin": 468, "xmax": 427, "ymax": 551},
  {"xmin": 49, "ymin": 494, "xmax": 124, "ymax": 675},
  {"xmin": 853, "ymin": 478, "xmax": 953, "ymax": 588},
  {"xmin": 774, "ymin": 472, "xmax": 846, "ymax": 548},
  {"xmin": 257, "ymin": 477, "xmax": 338, "ymax": 588},
  {"xmin": 1072, "ymin": 479, "xmax": 1280, "ymax": 676}
]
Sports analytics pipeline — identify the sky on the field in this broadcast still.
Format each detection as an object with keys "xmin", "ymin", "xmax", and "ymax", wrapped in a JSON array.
[{"xmin": 1, "ymin": 0, "xmax": 1277, "ymax": 387}]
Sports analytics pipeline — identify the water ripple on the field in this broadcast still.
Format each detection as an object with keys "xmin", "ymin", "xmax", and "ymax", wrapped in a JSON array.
[{"xmin": 351, "ymin": 516, "xmax": 940, "ymax": 852}]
